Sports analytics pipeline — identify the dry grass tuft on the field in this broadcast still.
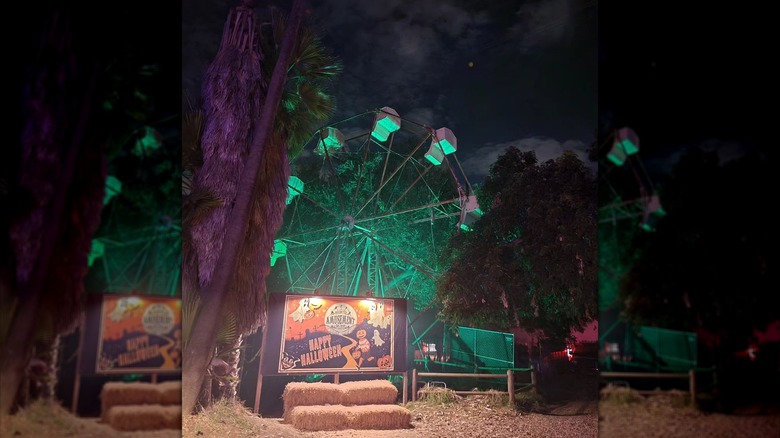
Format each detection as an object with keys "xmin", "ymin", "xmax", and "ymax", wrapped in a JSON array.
[
  {"xmin": 0, "ymin": 399, "xmax": 180, "ymax": 438},
  {"xmin": 182, "ymin": 398, "xmax": 259, "ymax": 437},
  {"xmin": 415, "ymin": 386, "xmax": 460, "ymax": 404},
  {"xmin": 0, "ymin": 400, "xmax": 81, "ymax": 437},
  {"xmin": 600, "ymin": 384, "xmax": 644, "ymax": 405},
  {"xmin": 514, "ymin": 389, "xmax": 545, "ymax": 412}
]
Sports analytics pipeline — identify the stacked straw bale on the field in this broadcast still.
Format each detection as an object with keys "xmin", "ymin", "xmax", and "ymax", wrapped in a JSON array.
[
  {"xmin": 340, "ymin": 380, "xmax": 398, "ymax": 405},
  {"xmin": 106, "ymin": 404, "xmax": 182, "ymax": 431},
  {"xmin": 283, "ymin": 380, "xmax": 409, "ymax": 431},
  {"xmin": 287, "ymin": 404, "xmax": 411, "ymax": 431},
  {"xmin": 100, "ymin": 381, "xmax": 183, "ymax": 428},
  {"xmin": 282, "ymin": 382, "xmax": 342, "ymax": 421}
]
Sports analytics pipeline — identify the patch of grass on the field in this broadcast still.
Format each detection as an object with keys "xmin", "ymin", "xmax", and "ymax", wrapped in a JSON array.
[
  {"xmin": 415, "ymin": 387, "xmax": 460, "ymax": 405},
  {"xmin": 514, "ymin": 389, "xmax": 545, "ymax": 412},
  {"xmin": 600, "ymin": 384, "xmax": 643, "ymax": 405},
  {"xmin": 0, "ymin": 400, "xmax": 82, "ymax": 437},
  {"xmin": 647, "ymin": 389, "xmax": 691, "ymax": 409},
  {"xmin": 191, "ymin": 398, "xmax": 255, "ymax": 432},
  {"xmin": 482, "ymin": 389, "xmax": 509, "ymax": 408}
]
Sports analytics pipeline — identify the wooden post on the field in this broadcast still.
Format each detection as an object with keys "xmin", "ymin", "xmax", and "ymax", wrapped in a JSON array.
[
  {"xmin": 402, "ymin": 371, "xmax": 408, "ymax": 404},
  {"xmin": 411, "ymin": 368, "xmax": 418, "ymax": 402},
  {"xmin": 507, "ymin": 369, "xmax": 515, "ymax": 407},
  {"xmin": 151, "ymin": 373, "xmax": 158, "ymax": 384},
  {"xmin": 689, "ymin": 369, "xmax": 696, "ymax": 405},
  {"xmin": 530, "ymin": 367, "xmax": 537, "ymax": 392},
  {"xmin": 253, "ymin": 326, "xmax": 269, "ymax": 414},
  {"xmin": 334, "ymin": 373, "xmax": 340, "ymax": 384},
  {"xmin": 71, "ymin": 312, "xmax": 86, "ymax": 415}
]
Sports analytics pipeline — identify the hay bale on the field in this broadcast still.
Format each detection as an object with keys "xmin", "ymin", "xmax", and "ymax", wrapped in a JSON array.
[
  {"xmin": 288, "ymin": 404, "xmax": 411, "ymax": 431},
  {"xmin": 287, "ymin": 405, "xmax": 350, "ymax": 431},
  {"xmin": 340, "ymin": 380, "xmax": 398, "ymax": 406},
  {"xmin": 106, "ymin": 404, "xmax": 182, "ymax": 431},
  {"xmin": 157, "ymin": 380, "xmax": 182, "ymax": 405},
  {"xmin": 282, "ymin": 382, "xmax": 342, "ymax": 419},
  {"xmin": 100, "ymin": 382, "xmax": 161, "ymax": 422},
  {"xmin": 347, "ymin": 404, "xmax": 411, "ymax": 430}
]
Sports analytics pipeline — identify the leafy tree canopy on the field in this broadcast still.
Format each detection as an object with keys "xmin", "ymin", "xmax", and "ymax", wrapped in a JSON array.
[
  {"xmin": 436, "ymin": 148, "xmax": 598, "ymax": 342},
  {"xmin": 619, "ymin": 147, "xmax": 774, "ymax": 345}
]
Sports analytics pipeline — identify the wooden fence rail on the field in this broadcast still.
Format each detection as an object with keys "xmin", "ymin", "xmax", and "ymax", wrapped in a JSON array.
[{"xmin": 411, "ymin": 368, "xmax": 537, "ymax": 406}]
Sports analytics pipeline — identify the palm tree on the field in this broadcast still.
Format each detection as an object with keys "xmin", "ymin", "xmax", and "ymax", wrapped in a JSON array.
[
  {"xmin": 182, "ymin": 0, "xmax": 341, "ymax": 413},
  {"xmin": 1, "ymin": 11, "xmax": 105, "ymax": 414}
]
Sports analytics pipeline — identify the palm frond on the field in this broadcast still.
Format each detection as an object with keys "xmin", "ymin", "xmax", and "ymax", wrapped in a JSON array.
[
  {"xmin": 183, "ymin": 187, "xmax": 224, "ymax": 229},
  {"xmin": 215, "ymin": 312, "xmax": 238, "ymax": 346},
  {"xmin": 182, "ymin": 106, "xmax": 204, "ymax": 173},
  {"xmin": 182, "ymin": 291, "xmax": 199, "ymax": 353}
]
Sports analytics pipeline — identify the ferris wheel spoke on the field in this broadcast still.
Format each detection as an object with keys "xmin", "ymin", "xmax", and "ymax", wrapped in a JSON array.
[
  {"xmin": 354, "ymin": 228, "xmax": 438, "ymax": 282},
  {"xmin": 353, "ymin": 197, "xmax": 462, "ymax": 225},
  {"xmin": 321, "ymin": 140, "xmax": 348, "ymax": 216},
  {"xmin": 353, "ymin": 131, "xmax": 432, "ymax": 221},
  {"xmin": 286, "ymin": 233, "xmax": 338, "ymax": 293},
  {"xmin": 387, "ymin": 162, "xmax": 434, "ymax": 213},
  {"xmin": 349, "ymin": 137, "xmax": 373, "ymax": 216}
]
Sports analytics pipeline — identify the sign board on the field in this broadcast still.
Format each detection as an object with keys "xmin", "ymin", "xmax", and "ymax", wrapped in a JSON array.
[
  {"xmin": 95, "ymin": 294, "xmax": 182, "ymax": 374},
  {"xmin": 261, "ymin": 294, "xmax": 408, "ymax": 375}
]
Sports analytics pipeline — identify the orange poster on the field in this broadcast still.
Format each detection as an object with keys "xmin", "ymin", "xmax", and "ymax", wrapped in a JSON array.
[
  {"xmin": 278, "ymin": 295, "xmax": 396, "ymax": 373},
  {"xmin": 96, "ymin": 295, "xmax": 181, "ymax": 374}
]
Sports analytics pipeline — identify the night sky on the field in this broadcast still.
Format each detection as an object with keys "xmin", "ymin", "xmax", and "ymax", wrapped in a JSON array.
[
  {"xmin": 183, "ymin": 0, "xmax": 597, "ymax": 183},
  {"xmin": 599, "ymin": 2, "xmax": 774, "ymax": 181},
  {"xmin": 599, "ymin": 3, "xmax": 779, "ymax": 348}
]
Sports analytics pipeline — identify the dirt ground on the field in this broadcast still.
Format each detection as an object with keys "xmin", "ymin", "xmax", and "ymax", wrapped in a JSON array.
[
  {"xmin": 181, "ymin": 395, "xmax": 598, "ymax": 438},
  {"xmin": 598, "ymin": 387, "xmax": 780, "ymax": 438},
  {"xmin": 10, "ymin": 377, "xmax": 777, "ymax": 438}
]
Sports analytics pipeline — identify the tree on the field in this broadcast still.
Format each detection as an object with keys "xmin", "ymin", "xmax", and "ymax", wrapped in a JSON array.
[
  {"xmin": 1, "ymin": 3, "xmax": 175, "ymax": 413},
  {"xmin": 618, "ymin": 147, "xmax": 774, "ymax": 357},
  {"xmin": 435, "ymin": 148, "xmax": 598, "ymax": 343},
  {"xmin": 182, "ymin": 0, "xmax": 341, "ymax": 414}
]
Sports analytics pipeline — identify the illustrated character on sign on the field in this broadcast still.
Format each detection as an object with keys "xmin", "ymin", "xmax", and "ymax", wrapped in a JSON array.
[
  {"xmin": 368, "ymin": 301, "xmax": 390, "ymax": 329},
  {"xmin": 108, "ymin": 297, "xmax": 142, "ymax": 322},
  {"xmin": 355, "ymin": 329, "xmax": 375, "ymax": 368},
  {"xmin": 281, "ymin": 352, "xmax": 300, "ymax": 370},
  {"xmin": 372, "ymin": 329, "xmax": 385, "ymax": 347},
  {"xmin": 289, "ymin": 298, "xmax": 311, "ymax": 323},
  {"xmin": 351, "ymin": 348, "xmax": 364, "ymax": 369}
]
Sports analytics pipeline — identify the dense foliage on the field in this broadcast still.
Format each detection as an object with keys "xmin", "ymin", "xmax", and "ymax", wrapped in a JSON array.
[
  {"xmin": 436, "ymin": 148, "xmax": 598, "ymax": 342},
  {"xmin": 619, "ymin": 147, "xmax": 775, "ymax": 346}
]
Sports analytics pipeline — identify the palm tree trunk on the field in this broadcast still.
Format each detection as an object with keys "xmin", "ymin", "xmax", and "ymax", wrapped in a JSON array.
[
  {"xmin": 181, "ymin": 0, "xmax": 306, "ymax": 415},
  {"xmin": 39, "ymin": 335, "xmax": 60, "ymax": 402},
  {"xmin": 0, "ymin": 67, "xmax": 99, "ymax": 415},
  {"xmin": 214, "ymin": 334, "xmax": 243, "ymax": 401}
]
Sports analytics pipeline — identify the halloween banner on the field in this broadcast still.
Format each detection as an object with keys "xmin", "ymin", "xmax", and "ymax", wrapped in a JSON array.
[
  {"xmin": 95, "ymin": 294, "xmax": 182, "ymax": 374},
  {"xmin": 275, "ymin": 295, "xmax": 404, "ymax": 374}
]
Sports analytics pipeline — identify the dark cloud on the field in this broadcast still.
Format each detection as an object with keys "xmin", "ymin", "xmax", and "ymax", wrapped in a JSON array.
[{"xmin": 183, "ymin": 0, "xmax": 597, "ymax": 183}]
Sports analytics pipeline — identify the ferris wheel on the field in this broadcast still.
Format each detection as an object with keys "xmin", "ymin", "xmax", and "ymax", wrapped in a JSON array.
[
  {"xmin": 598, "ymin": 125, "xmax": 666, "ymax": 341},
  {"xmin": 267, "ymin": 108, "xmax": 479, "ymax": 314},
  {"xmin": 598, "ymin": 126, "xmax": 665, "ymax": 232}
]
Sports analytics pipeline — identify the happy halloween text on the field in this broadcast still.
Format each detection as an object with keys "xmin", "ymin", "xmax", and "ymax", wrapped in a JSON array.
[{"xmin": 299, "ymin": 334, "xmax": 342, "ymax": 367}]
